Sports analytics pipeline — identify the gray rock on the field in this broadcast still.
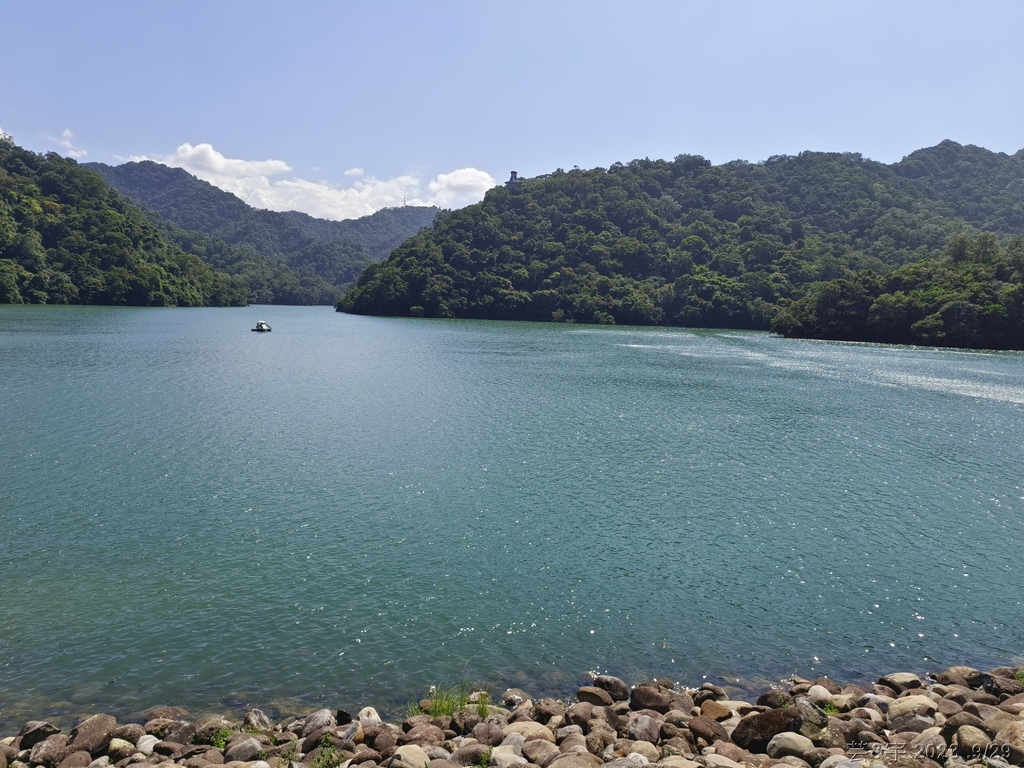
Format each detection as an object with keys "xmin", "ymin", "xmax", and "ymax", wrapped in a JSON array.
[
  {"xmin": 450, "ymin": 744, "xmax": 492, "ymax": 767},
  {"xmin": 70, "ymin": 716, "xmax": 118, "ymax": 758},
  {"xmin": 223, "ymin": 737, "xmax": 263, "ymax": 763},
  {"xmin": 603, "ymin": 755, "xmax": 649, "ymax": 768},
  {"xmin": 243, "ymin": 710, "xmax": 271, "ymax": 732},
  {"xmin": 491, "ymin": 752, "xmax": 526, "ymax": 768},
  {"xmin": 766, "ymin": 732, "xmax": 815, "ymax": 760},
  {"xmin": 301, "ymin": 710, "xmax": 336, "ymax": 738},
  {"xmin": 521, "ymin": 740, "xmax": 560, "ymax": 767},
  {"xmin": 625, "ymin": 716, "xmax": 659, "ymax": 746},
  {"xmin": 30, "ymin": 735, "xmax": 71, "ymax": 768},
  {"xmin": 55, "ymin": 752, "xmax": 92, "ymax": 768},
  {"xmin": 134, "ymin": 736, "xmax": 159, "ymax": 757},
  {"xmin": 393, "ymin": 744, "xmax": 433, "ymax": 768}
]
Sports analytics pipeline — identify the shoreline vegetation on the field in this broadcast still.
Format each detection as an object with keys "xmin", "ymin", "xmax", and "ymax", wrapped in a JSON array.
[{"xmin": 4, "ymin": 664, "xmax": 1024, "ymax": 768}]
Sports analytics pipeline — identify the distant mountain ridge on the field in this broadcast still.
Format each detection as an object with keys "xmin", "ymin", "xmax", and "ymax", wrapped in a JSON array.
[
  {"xmin": 0, "ymin": 135, "xmax": 248, "ymax": 306},
  {"xmin": 339, "ymin": 141, "xmax": 1024, "ymax": 350},
  {"xmin": 85, "ymin": 160, "xmax": 438, "ymax": 303}
]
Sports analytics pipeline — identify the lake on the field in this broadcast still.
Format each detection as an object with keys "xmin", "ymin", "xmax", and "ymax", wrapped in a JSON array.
[{"xmin": 1, "ymin": 304, "xmax": 1021, "ymax": 729}]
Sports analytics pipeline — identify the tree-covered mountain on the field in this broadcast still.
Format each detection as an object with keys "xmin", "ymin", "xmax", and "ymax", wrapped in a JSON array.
[
  {"xmin": 0, "ymin": 135, "xmax": 247, "ymax": 306},
  {"xmin": 338, "ymin": 141, "xmax": 1024, "ymax": 349},
  {"xmin": 86, "ymin": 160, "xmax": 437, "ymax": 303}
]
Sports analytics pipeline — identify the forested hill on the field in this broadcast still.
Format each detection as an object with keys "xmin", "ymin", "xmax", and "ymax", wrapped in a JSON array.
[
  {"xmin": 0, "ymin": 135, "xmax": 247, "ymax": 306},
  {"xmin": 338, "ymin": 141, "xmax": 1024, "ymax": 350},
  {"xmin": 86, "ymin": 160, "xmax": 437, "ymax": 280}
]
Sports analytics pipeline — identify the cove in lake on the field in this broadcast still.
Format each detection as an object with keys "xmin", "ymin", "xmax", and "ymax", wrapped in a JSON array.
[{"xmin": 0, "ymin": 304, "xmax": 1021, "ymax": 729}]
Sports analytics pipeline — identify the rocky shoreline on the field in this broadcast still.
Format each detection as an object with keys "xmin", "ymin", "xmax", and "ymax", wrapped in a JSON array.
[{"xmin": 4, "ymin": 665, "xmax": 1024, "ymax": 768}]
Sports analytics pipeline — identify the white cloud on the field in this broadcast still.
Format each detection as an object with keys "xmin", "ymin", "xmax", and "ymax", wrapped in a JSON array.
[
  {"xmin": 133, "ymin": 141, "xmax": 497, "ymax": 220},
  {"xmin": 51, "ymin": 128, "xmax": 87, "ymax": 158},
  {"xmin": 428, "ymin": 168, "xmax": 498, "ymax": 208}
]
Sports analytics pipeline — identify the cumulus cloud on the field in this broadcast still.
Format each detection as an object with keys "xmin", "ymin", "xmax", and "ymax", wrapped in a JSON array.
[
  {"xmin": 50, "ymin": 128, "xmax": 87, "ymax": 158},
  {"xmin": 428, "ymin": 168, "xmax": 498, "ymax": 208},
  {"xmin": 134, "ymin": 141, "xmax": 497, "ymax": 220}
]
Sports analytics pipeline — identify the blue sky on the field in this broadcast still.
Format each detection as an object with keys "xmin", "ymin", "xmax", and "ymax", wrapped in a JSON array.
[{"xmin": 3, "ymin": 0, "xmax": 1023, "ymax": 220}]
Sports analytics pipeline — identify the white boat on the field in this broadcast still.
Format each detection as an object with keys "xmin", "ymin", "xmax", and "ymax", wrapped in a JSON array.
[{"xmin": 252, "ymin": 320, "xmax": 272, "ymax": 332}]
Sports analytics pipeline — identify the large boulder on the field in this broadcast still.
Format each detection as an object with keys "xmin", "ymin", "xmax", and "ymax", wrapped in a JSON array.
[
  {"xmin": 766, "ymin": 731, "xmax": 816, "ymax": 760},
  {"xmin": 686, "ymin": 716, "xmax": 729, "ymax": 746},
  {"xmin": 731, "ymin": 709, "xmax": 803, "ymax": 753},
  {"xmin": 393, "ymin": 744, "xmax": 432, "ymax": 768},
  {"xmin": 993, "ymin": 721, "xmax": 1024, "ymax": 765},
  {"xmin": 17, "ymin": 722, "xmax": 62, "ymax": 751},
  {"xmin": 30, "ymin": 734, "xmax": 72, "ymax": 768},
  {"xmin": 629, "ymin": 686, "xmax": 672, "ymax": 714},
  {"xmin": 593, "ymin": 677, "xmax": 630, "ymax": 703},
  {"xmin": 70, "ymin": 716, "xmax": 118, "ymax": 757}
]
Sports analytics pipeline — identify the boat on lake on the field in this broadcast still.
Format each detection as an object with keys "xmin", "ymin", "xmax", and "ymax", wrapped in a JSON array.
[{"xmin": 252, "ymin": 320, "xmax": 271, "ymax": 332}]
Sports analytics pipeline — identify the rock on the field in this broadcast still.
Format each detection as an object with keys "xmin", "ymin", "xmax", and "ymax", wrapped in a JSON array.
[
  {"xmin": 301, "ymin": 711, "xmax": 336, "ymax": 738},
  {"xmin": 757, "ymin": 691, "xmax": 794, "ymax": 709},
  {"xmin": 491, "ymin": 752, "xmax": 526, "ymax": 768},
  {"xmin": 165, "ymin": 721, "xmax": 198, "ymax": 747},
  {"xmin": 993, "ymin": 721, "xmax": 1024, "ymax": 765},
  {"xmin": 502, "ymin": 722, "xmax": 554, "ymax": 743},
  {"xmin": 732, "ymin": 709, "xmax": 803, "ymax": 753},
  {"xmin": 656, "ymin": 759, "xmax": 701, "ymax": 768},
  {"xmin": 500, "ymin": 690, "xmax": 532, "ymax": 710},
  {"xmin": 952, "ymin": 726, "xmax": 991, "ymax": 758},
  {"xmin": 766, "ymin": 732, "xmax": 816, "ymax": 760},
  {"xmin": 629, "ymin": 687, "xmax": 672, "ymax": 714},
  {"xmin": 593, "ymin": 677, "xmax": 630, "ymax": 703},
  {"xmin": 878, "ymin": 673, "xmax": 923, "ymax": 693},
  {"xmin": 699, "ymin": 701, "xmax": 732, "ymax": 722},
  {"xmin": 576, "ymin": 688, "xmax": 613, "ymax": 708},
  {"xmin": 604, "ymin": 755, "xmax": 649, "ymax": 768},
  {"xmin": 888, "ymin": 695, "xmax": 937, "ymax": 723},
  {"xmin": 394, "ymin": 744, "xmax": 433, "ymax": 768},
  {"xmin": 135, "ymin": 736, "xmax": 159, "ymax": 757},
  {"xmin": 224, "ymin": 738, "xmax": 263, "ymax": 763},
  {"xmin": 450, "ymin": 711, "xmax": 481, "ymax": 736},
  {"xmin": 31, "ymin": 735, "xmax": 72, "ymax": 768},
  {"xmin": 686, "ymin": 716, "xmax": 729, "ymax": 746},
  {"xmin": 450, "ymin": 744, "xmax": 491, "ymax": 767},
  {"xmin": 18, "ymin": 723, "xmax": 62, "ymax": 751},
  {"xmin": 535, "ymin": 700, "xmax": 567, "ymax": 723},
  {"xmin": 243, "ymin": 711, "xmax": 272, "ymax": 732},
  {"xmin": 807, "ymin": 687, "xmax": 831, "ymax": 706},
  {"xmin": 559, "ymin": 733, "xmax": 587, "ymax": 754},
  {"xmin": 55, "ymin": 752, "xmax": 93, "ymax": 768},
  {"xmin": 522, "ymin": 739, "xmax": 560, "ymax": 765},
  {"xmin": 625, "ymin": 716, "xmax": 660, "ymax": 746},
  {"xmin": 701, "ymin": 755, "xmax": 744, "ymax": 768},
  {"xmin": 710, "ymin": 741, "xmax": 760, "ymax": 766},
  {"xmin": 982, "ymin": 674, "xmax": 1024, "ymax": 699},
  {"xmin": 105, "ymin": 740, "xmax": 136, "ymax": 763},
  {"xmin": 70, "ymin": 716, "xmax": 119, "ymax": 758},
  {"xmin": 402, "ymin": 725, "xmax": 445, "ymax": 748},
  {"xmin": 472, "ymin": 723, "xmax": 505, "ymax": 747},
  {"xmin": 626, "ymin": 740, "xmax": 659, "ymax": 762},
  {"xmin": 547, "ymin": 753, "xmax": 602, "ymax": 768}
]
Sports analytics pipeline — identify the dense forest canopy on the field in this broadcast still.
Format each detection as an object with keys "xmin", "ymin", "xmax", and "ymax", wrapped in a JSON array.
[
  {"xmin": 87, "ymin": 160, "xmax": 437, "ymax": 304},
  {"xmin": 339, "ymin": 141, "xmax": 1024, "ymax": 349},
  {"xmin": 0, "ymin": 135, "xmax": 247, "ymax": 306}
]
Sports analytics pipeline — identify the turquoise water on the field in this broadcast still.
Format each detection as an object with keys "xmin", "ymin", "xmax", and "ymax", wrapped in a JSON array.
[{"xmin": 1, "ymin": 304, "xmax": 1022, "ymax": 728}]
